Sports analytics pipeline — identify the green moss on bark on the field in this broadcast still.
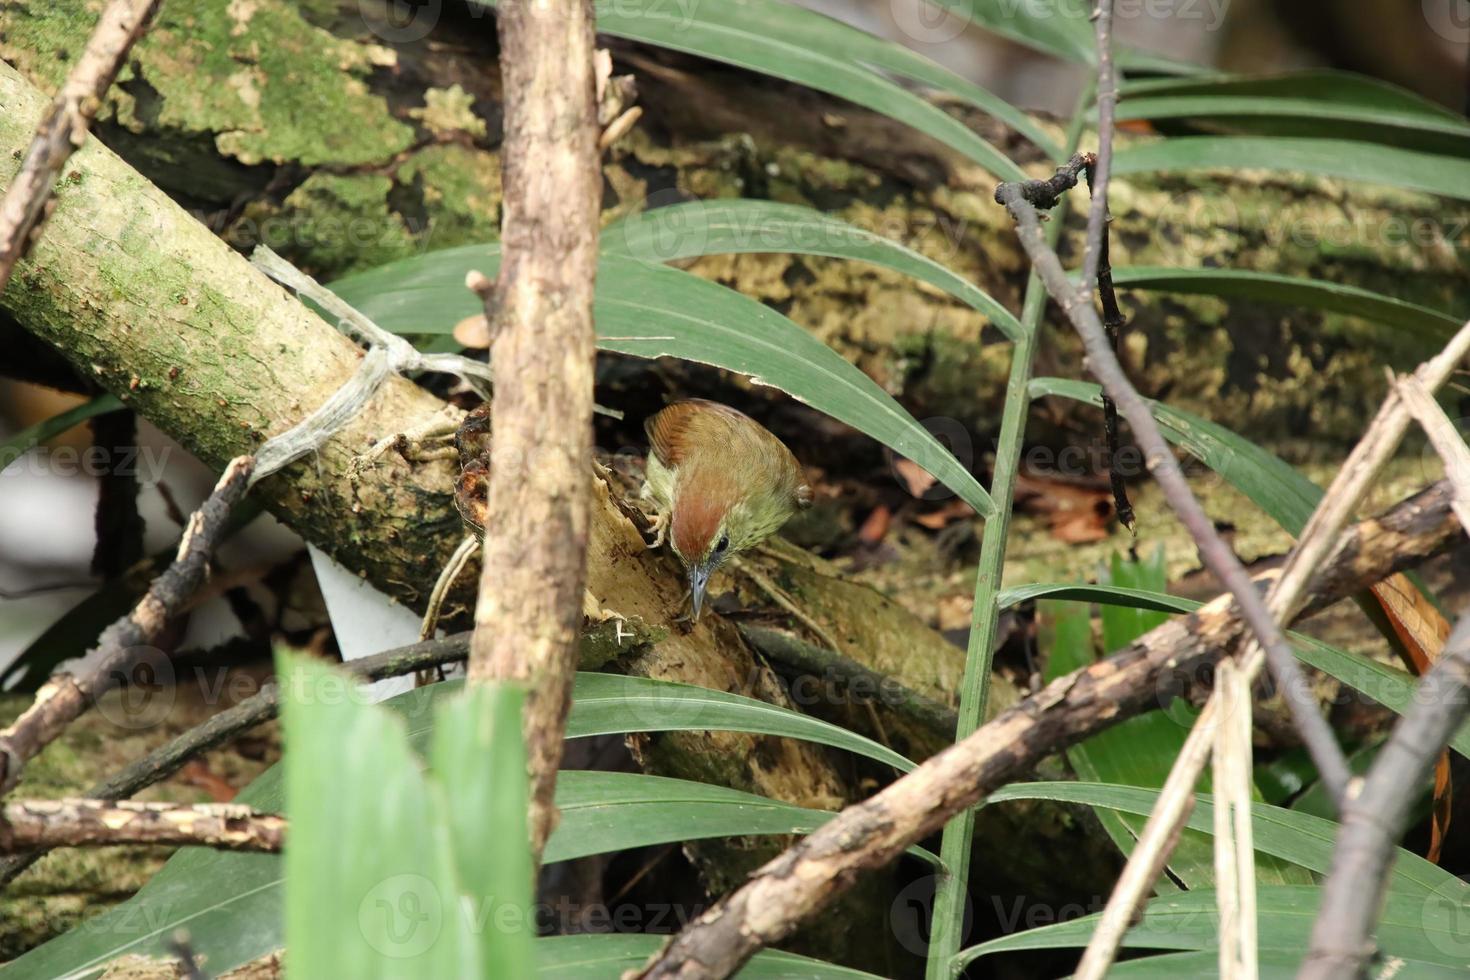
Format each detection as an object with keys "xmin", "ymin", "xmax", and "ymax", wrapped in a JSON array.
[
  {"xmin": 0, "ymin": 0, "xmax": 413, "ymax": 169},
  {"xmin": 0, "ymin": 690, "xmax": 280, "ymax": 958}
]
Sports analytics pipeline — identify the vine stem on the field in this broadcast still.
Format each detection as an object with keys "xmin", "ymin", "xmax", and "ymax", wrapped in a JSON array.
[{"xmin": 923, "ymin": 83, "xmax": 1098, "ymax": 980}]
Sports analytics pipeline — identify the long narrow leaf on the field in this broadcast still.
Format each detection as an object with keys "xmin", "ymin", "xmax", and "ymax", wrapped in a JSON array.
[
  {"xmin": 431, "ymin": 683, "xmax": 536, "ymax": 977},
  {"xmin": 468, "ymin": 0, "xmax": 1026, "ymax": 181},
  {"xmin": 605, "ymin": 200, "xmax": 1025, "ymax": 340},
  {"xmin": 927, "ymin": 0, "xmax": 1201, "ymax": 74},
  {"xmin": 553, "ymin": 771, "xmax": 938, "ymax": 866},
  {"xmin": 1000, "ymin": 581, "xmax": 1193, "ymax": 615},
  {"xmin": 959, "ymin": 882, "xmax": 1470, "ymax": 970},
  {"xmin": 1120, "ymin": 70, "xmax": 1470, "ymax": 156},
  {"xmin": 688, "ymin": 0, "xmax": 1060, "ymax": 156},
  {"xmin": 1108, "ymin": 267, "xmax": 1462, "ymax": 345},
  {"xmin": 283, "ymin": 656, "xmax": 534, "ymax": 978},
  {"xmin": 1114, "ymin": 137, "xmax": 1470, "ymax": 202},
  {"xmin": 0, "ymin": 394, "xmax": 123, "ymax": 474},
  {"xmin": 568, "ymin": 673, "xmax": 916, "ymax": 772},
  {"xmin": 1103, "ymin": 949, "xmax": 1464, "ymax": 979},
  {"xmin": 984, "ymin": 782, "xmax": 1467, "ymax": 901},
  {"xmin": 930, "ymin": 0, "xmax": 1093, "ymax": 63}
]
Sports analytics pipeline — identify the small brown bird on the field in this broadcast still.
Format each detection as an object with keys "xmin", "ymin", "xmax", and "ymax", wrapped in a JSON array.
[{"xmin": 642, "ymin": 399, "xmax": 811, "ymax": 618}]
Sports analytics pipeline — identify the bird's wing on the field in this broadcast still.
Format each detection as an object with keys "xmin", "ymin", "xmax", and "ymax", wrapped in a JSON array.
[{"xmin": 644, "ymin": 399, "xmax": 754, "ymax": 469}]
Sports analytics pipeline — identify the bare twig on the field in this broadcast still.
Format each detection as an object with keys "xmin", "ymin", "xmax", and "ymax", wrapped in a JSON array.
[
  {"xmin": 0, "ymin": 0, "xmax": 162, "ymax": 291},
  {"xmin": 1077, "ymin": 0, "xmax": 1118, "ymax": 292},
  {"xmin": 629, "ymin": 481, "xmax": 1460, "ymax": 979},
  {"xmin": 1078, "ymin": 318, "xmax": 1470, "ymax": 975},
  {"xmin": 995, "ymin": 150, "xmax": 1351, "ymax": 816},
  {"xmin": 1213, "ymin": 660, "xmax": 1257, "ymax": 980},
  {"xmin": 0, "ymin": 632, "xmax": 478, "ymax": 886},
  {"xmin": 1301, "ymin": 613, "xmax": 1470, "ymax": 978},
  {"xmin": 419, "ymin": 535, "xmax": 480, "ymax": 641},
  {"xmin": 1397, "ymin": 374, "xmax": 1470, "ymax": 531},
  {"xmin": 0, "ymin": 799, "xmax": 284, "ymax": 852},
  {"xmin": 0, "ymin": 457, "xmax": 254, "ymax": 795},
  {"xmin": 1005, "ymin": 152, "xmax": 1092, "ymax": 210},
  {"xmin": 468, "ymin": 0, "xmax": 602, "ymax": 863},
  {"xmin": 1083, "ymin": 165, "xmax": 1135, "ymax": 533}
]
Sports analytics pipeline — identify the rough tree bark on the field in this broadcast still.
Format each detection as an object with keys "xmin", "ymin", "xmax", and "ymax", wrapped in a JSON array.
[{"xmin": 467, "ymin": 0, "xmax": 601, "ymax": 862}]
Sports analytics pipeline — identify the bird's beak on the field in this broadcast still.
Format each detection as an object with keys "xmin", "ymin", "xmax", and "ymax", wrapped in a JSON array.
[{"xmin": 688, "ymin": 561, "xmax": 714, "ymax": 620}]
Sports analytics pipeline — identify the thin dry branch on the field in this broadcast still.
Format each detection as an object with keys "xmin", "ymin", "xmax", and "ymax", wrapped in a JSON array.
[
  {"xmin": 468, "ymin": 0, "xmax": 602, "ymax": 863},
  {"xmin": 1077, "ymin": 0, "xmax": 1118, "ymax": 291},
  {"xmin": 1301, "ymin": 613, "xmax": 1470, "ymax": 978},
  {"xmin": 1300, "ymin": 375, "xmax": 1470, "ymax": 977},
  {"xmin": 1078, "ymin": 317, "xmax": 1470, "ymax": 977},
  {"xmin": 1212, "ymin": 660, "xmax": 1257, "ymax": 979},
  {"xmin": 0, "ymin": 632, "xmax": 477, "ymax": 886},
  {"xmin": 0, "ymin": 799, "xmax": 283, "ymax": 852},
  {"xmin": 1397, "ymin": 374, "xmax": 1470, "ymax": 531},
  {"xmin": 996, "ymin": 155, "xmax": 1351, "ymax": 812},
  {"xmin": 0, "ymin": 457, "xmax": 254, "ymax": 795},
  {"xmin": 630, "ymin": 480, "xmax": 1462, "ymax": 979},
  {"xmin": 0, "ymin": 0, "xmax": 161, "ymax": 290}
]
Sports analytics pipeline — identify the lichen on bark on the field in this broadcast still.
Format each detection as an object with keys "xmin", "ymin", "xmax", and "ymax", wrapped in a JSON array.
[{"xmin": 1, "ymin": 0, "xmax": 412, "ymax": 169}]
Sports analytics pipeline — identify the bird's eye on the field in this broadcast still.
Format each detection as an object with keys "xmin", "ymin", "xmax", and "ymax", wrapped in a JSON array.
[{"xmin": 715, "ymin": 534, "xmax": 730, "ymax": 553}]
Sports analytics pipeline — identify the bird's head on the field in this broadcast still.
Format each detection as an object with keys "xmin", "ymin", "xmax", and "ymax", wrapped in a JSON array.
[
  {"xmin": 644, "ymin": 398, "xmax": 811, "ymax": 619},
  {"xmin": 668, "ymin": 466, "xmax": 797, "ymax": 618}
]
